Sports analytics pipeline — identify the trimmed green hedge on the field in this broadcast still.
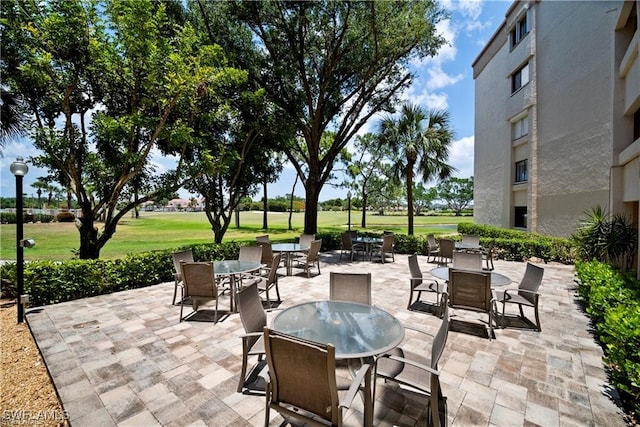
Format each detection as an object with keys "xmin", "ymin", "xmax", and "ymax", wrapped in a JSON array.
[
  {"xmin": 0, "ymin": 226, "xmax": 574, "ymax": 307},
  {"xmin": 575, "ymin": 261, "xmax": 640, "ymax": 419}
]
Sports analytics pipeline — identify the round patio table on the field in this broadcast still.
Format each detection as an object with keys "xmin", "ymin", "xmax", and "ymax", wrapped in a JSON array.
[
  {"xmin": 272, "ymin": 243, "xmax": 309, "ymax": 276},
  {"xmin": 429, "ymin": 266, "xmax": 511, "ymax": 286},
  {"xmin": 214, "ymin": 260, "xmax": 261, "ymax": 312},
  {"xmin": 271, "ymin": 300, "xmax": 404, "ymax": 360}
]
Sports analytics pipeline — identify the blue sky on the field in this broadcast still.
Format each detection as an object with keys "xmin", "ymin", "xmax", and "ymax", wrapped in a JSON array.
[{"xmin": 0, "ymin": 0, "xmax": 510, "ymax": 202}]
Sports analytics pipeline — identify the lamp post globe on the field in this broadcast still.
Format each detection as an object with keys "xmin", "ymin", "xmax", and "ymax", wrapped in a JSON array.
[{"xmin": 10, "ymin": 157, "xmax": 29, "ymax": 323}]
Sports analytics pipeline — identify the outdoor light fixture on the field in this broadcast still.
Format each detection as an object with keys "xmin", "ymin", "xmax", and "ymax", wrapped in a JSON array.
[
  {"xmin": 347, "ymin": 190, "xmax": 352, "ymax": 232},
  {"xmin": 10, "ymin": 157, "xmax": 29, "ymax": 323}
]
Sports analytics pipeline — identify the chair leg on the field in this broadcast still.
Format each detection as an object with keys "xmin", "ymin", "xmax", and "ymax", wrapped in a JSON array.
[
  {"xmin": 534, "ymin": 304, "xmax": 541, "ymax": 332},
  {"xmin": 238, "ymin": 343, "xmax": 248, "ymax": 392}
]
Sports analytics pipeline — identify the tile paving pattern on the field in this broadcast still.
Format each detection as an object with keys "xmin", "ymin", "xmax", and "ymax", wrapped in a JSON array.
[{"xmin": 26, "ymin": 252, "xmax": 627, "ymax": 426}]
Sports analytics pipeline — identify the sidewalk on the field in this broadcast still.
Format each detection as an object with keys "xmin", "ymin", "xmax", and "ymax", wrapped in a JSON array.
[{"xmin": 25, "ymin": 253, "xmax": 627, "ymax": 426}]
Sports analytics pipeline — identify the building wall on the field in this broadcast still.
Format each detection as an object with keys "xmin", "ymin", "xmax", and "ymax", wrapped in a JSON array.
[{"xmin": 474, "ymin": 0, "xmax": 619, "ymax": 238}]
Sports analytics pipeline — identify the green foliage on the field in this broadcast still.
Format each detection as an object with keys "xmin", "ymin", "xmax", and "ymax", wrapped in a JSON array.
[
  {"xmin": 572, "ymin": 206, "xmax": 638, "ymax": 271},
  {"xmin": 575, "ymin": 261, "xmax": 640, "ymax": 418},
  {"xmin": 436, "ymin": 177, "xmax": 474, "ymax": 216},
  {"xmin": 457, "ymin": 223, "xmax": 574, "ymax": 263},
  {"xmin": 0, "ymin": 213, "xmax": 17, "ymax": 224},
  {"xmin": 55, "ymin": 211, "xmax": 76, "ymax": 222},
  {"xmin": 0, "ymin": 242, "xmax": 244, "ymax": 306}
]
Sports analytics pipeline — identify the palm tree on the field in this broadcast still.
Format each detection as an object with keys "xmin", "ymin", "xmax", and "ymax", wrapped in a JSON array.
[
  {"xmin": 0, "ymin": 88, "xmax": 30, "ymax": 156},
  {"xmin": 379, "ymin": 103, "xmax": 455, "ymax": 235}
]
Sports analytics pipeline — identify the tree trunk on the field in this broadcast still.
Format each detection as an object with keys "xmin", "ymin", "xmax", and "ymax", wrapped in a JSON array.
[
  {"xmin": 406, "ymin": 166, "xmax": 414, "ymax": 235},
  {"xmin": 77, "ymin": 205, "xmax": 101, "ymax": 259},
  {"xmin": 262, "ymin": 175, "xmax": 268, "ymax": 230},
  {"xmin": 303, "ymin": 180, "xmax": 320, "ymax": 234},
  {"xmin": 288, "ymin": 174, "xmax": 298, "ymax": 231},
  {"xmin": 361, "ymin": 192, "xmax": 368, "ymax": 228}
]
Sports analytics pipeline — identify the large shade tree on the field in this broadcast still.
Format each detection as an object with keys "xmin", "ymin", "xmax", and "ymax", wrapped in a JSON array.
[
  {"xmin": 380, "ymin": 103, "xmax": 455, "ymax": 235},
  {"xmin": 228, "ymin": 0, "xmax": 447, "ymax": 234},
  {"xmin": 2, "ymin": 0, "xmax": 243, "ymax": 258}
]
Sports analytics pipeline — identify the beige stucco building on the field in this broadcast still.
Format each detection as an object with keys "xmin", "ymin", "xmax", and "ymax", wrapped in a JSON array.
[{"xmin": 473, "ymin": 0, "xmax": 639, "ymax": 272}]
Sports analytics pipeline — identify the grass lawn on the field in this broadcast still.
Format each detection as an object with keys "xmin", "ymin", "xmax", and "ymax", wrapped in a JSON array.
[{"xmin": 0, "ymin": 210, "xmax": 471, "ymax": 261}]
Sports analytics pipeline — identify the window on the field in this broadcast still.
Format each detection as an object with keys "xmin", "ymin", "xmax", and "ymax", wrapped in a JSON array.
[
  {"xmin": 511, "ymin": 63, "xmax": 529, "ymax": 93},
  {"xmin": 512, "ymin": 116, "xmax": 529, "ymax": 140},
  {"xmin": 510, "ymin": 13, "xmax": 529, "ymax": 48},
  {"xmin": 514, "ymin": 206, "xmax": 527, "ymax": 228},
  {"xmin": 515, "ymin": 159, "xmax": 528, "ymax": 183}
]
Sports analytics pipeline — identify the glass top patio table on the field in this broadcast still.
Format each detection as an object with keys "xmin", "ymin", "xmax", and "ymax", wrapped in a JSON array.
[
  {"xmin": 271, "ymin": 243, "xmax": 309, "ymax": 276},
  {"xmin": 429, "ymin": 267, "xmax": 512, "ymax": 286},
  {"xmin": 271, "ymin": 300, "xmax": 405, "ymax": 360},
  {"xmin": 213, "ymin": 260, "xmax": 261, "ymax": 312}
]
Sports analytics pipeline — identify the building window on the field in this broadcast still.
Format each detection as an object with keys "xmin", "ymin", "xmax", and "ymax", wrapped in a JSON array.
[
  {"xmin": 514, "ymin": 206, "xmax": 527, "ymax": 228},
  {"xmin": 510, "ymin": 13, "xmax": 529, "ymax": 48},
  {"xmin": 511, "ymin": 63, "xmax": 529, "ymax": 93},
  {"xmin": 512, "ymin": 116, "xmax": 529, "ymax": 140},
  {"xmin": 515, "ymin": 159, "xmax": 528, "ymax": 183}
]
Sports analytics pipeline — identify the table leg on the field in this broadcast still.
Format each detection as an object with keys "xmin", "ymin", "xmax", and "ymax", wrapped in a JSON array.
[
  {"xmin": 286, "ymin": 253, "xmax": 292, "ymax": 276},
  {"xmin": 229, "ymin": 274, "xmax": 236, "ymax": 313}
]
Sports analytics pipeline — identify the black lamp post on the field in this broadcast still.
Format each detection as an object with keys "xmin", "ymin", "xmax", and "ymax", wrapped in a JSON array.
[
  {"xmin": 347, "ymin": 190, "xmax": 352, "ymax": 232},
  {"xmin": 10, "ymin": 157, "xmax": 28, "ymax": 323}
]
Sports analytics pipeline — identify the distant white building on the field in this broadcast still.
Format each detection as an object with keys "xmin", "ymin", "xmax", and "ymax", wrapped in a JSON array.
[
  {"xmin": 473, "ymin": 0, "xmax": 639, "ymax": 271},
  {"xmin": 166, "ymin": 198, "xmax": 204, "ymax": 211}
]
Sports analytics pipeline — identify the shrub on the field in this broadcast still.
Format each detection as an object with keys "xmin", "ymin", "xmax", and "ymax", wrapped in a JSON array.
[
  {"xmin": 575, "ymin": 261, "xmax": 640, "ymax": 419},
  {"xmin": 1, "ymin": 212, "xmax": 16, "ymax": 224},
  {"xmin": 33, "ymin": 214, "xmax": 55, "ymax": 223},
  {"xmin": 56, "ymin": 211, "xmax": 76, "ymax": 222}
]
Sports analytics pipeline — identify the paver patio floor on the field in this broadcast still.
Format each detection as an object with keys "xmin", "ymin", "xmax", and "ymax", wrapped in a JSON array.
[{"xmin": 25, "ymin": 252, "xmax": 627, "ymax": 426}]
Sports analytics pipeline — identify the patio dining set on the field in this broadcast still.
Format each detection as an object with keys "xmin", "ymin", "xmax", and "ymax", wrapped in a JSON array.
[{"xmin": 167, "ymin": 233, "xmax": 545, "ymax": 427}]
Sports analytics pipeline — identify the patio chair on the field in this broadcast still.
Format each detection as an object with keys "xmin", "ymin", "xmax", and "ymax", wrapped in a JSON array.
[
  {"xmin": 437, "ymin": 239, "xmax": 455, "ymax": 265},
  {"xmin": 171, "ymin": 248, "xmax": 193, "ymax": 305},
  {"xmin": 452, "ymin": 251, "xmax": 483, "ymax": 270},
  {"xmin": 236, "ymin": 282, "xmax": 269, "ymax": 393},
  {"xmin": 329, "ymin": 272, "xmax": 372, "ymax": 305},
  {"xmin": 249, "ymin": 253, "xmax": 282, "ymax": 308},
  {"xmin": 448, "ymin": 268, "xmax": 497, "ymax": 340},
  {"xmin": 371, "ymin": 233, "xmax": 395, "ymax": 263},
  {"xmin": 238, "ymin": 245, "xmax": 263, "ymax": 280},
  {"xmin": 179, "ymin": 261, "xmax": 226, "ymax": 323},
  {"xmin": 292, "ymin": 239, "xmax": 322, "ymax": 277},
  {"xmin": 461, "ymin": 234, "xmax": 480, "ymax": 247},
  {"xmin": 408, "ymin": 254, "xmax": 447, "ymax": 314},
  {"xmin": 339, "ymin": 231, "xmax": 366, "ymax": 261},
  {"xmin": 299, "ymin": 233, "xmax": 315, "ymax": 248},
  {"xmin": 256, "ymin": 235, "xmax": 270, "ymax": 244},
  {"xmin": 258, "ymin": 241, "xmax": 275, "ymax": 268},
  {"xmin": 494, "ymin": 262, "xmax": 544, "ymax": 331},
  {"xmin": 262, "ymin": 327, "xmax": 372, "ymax": 427},
  {"xmin": 482, "ymin": 242, "xmax": 494, "ymax": 271},
  {"xmin": 374, "ymin": 301, "xmax": 450, "ymax": 427},
  {"xmin": 427, "ymin": 234, "xmax": 440, "ymax": 263}
]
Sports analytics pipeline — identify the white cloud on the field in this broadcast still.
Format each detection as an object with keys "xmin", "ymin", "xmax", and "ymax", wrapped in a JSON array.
[
  {"xmin": 426, "ymin": 67, "xmax": 464, "ymax": 91},
  {"xmin": 449, "ymin": 135, "xmax": 475, "ymax": 179}
]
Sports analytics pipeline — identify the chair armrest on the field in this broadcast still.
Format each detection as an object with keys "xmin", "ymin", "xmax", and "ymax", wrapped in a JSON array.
[
  {"xmin": 403, "ymin": 324, "xmax": 435, "ymax": 336},
  {"xmin": 339, "ymin": 363, "xmax": 372, "ymax": 410},
  {"xmin": 378, "ymin": 354, "xmax": 440, "ymax": 377},
  {"xmin": 239, "ymin": 331, "xmax": 262, "ymax": 340}
]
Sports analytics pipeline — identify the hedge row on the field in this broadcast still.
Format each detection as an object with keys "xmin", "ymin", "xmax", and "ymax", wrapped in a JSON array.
[
  {"xmin": 574, "ymin": 261, "xmax": 640, "ymax": 419},
  {"xmin": 0, "ymin": 226, "xmax": 574, "ymax": 307},
  {"xmin": 1, "ymin": 212, "xmax": 56, "ymax": 224}
]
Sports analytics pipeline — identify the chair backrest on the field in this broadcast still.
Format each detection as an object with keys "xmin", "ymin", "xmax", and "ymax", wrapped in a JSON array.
[
  {"xmin": 341, "ymin": 231, "xmax": 353, "ymax": 250},
  {"xmin": 259, "ymin": 242, "xmax": 274, "ymax": 265},
  {"xmin": 267, "ymin": 253, "xmax": 281, "ymax": 285},
  {"xmin": 408, "ymin": 253, "xmax": 423, "ymax": 290},
  {"xmin": 383, "ymin": 230, "xmax": 394, "ymax": 236},
  {"xmin": 236, "ymin": 283, "xmax": 267, "ymax": 348},
  {"xmin": 431, "ymin": 299, "xmax": 450, "ymax": 370},
  {"xmin": 439, "ymin": 239, "xmax": 455, "ymax": 259},
  {"xmin": 256, "ymin": 235, "xmax": 270, "ymax": 244},
  {"xmin": 180, "ymin": 262, "xmax": 218, "ymax": 299},
  {"xmin": 462, "ymin": 235, "xmax": 480, "ymax": 247},
  {"xmin": 238, "ymin": 245, "xmax": 262, "ymax": 264},
  {"xmin": 299, "ymin": 233, "xmax": 315, "ymax": 248},
  {"xmin": 263, "ymin": 327, "xmax": 339, "ymax": 425},
  {"xmin": 307, "ymin": 239, "xmax": 322, "ymax": 262},
  {"xmin": 329, "ymin": 272, "xmax": 372, "ymax": 305},
  {"xmin": 427, "ymin": 234, "xmax": 437, "ymax": 248},
  {"xmin": 448, "ymin": 268, "xmax": 492, "ymax": 312},
  {"xmin": 519, "ymin": 262, "xmax": 544, "ymax": 304},
  {"xmin": 381, "ymin": 233, "xmax": 394, "ymax": 251},
  {"xmin": 172, "ymin": 248, "xmax": 194, "ymax": 279},
  {"xmin": 452, "ymin": 251, "xmax": 483, "ymax": 270}
]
